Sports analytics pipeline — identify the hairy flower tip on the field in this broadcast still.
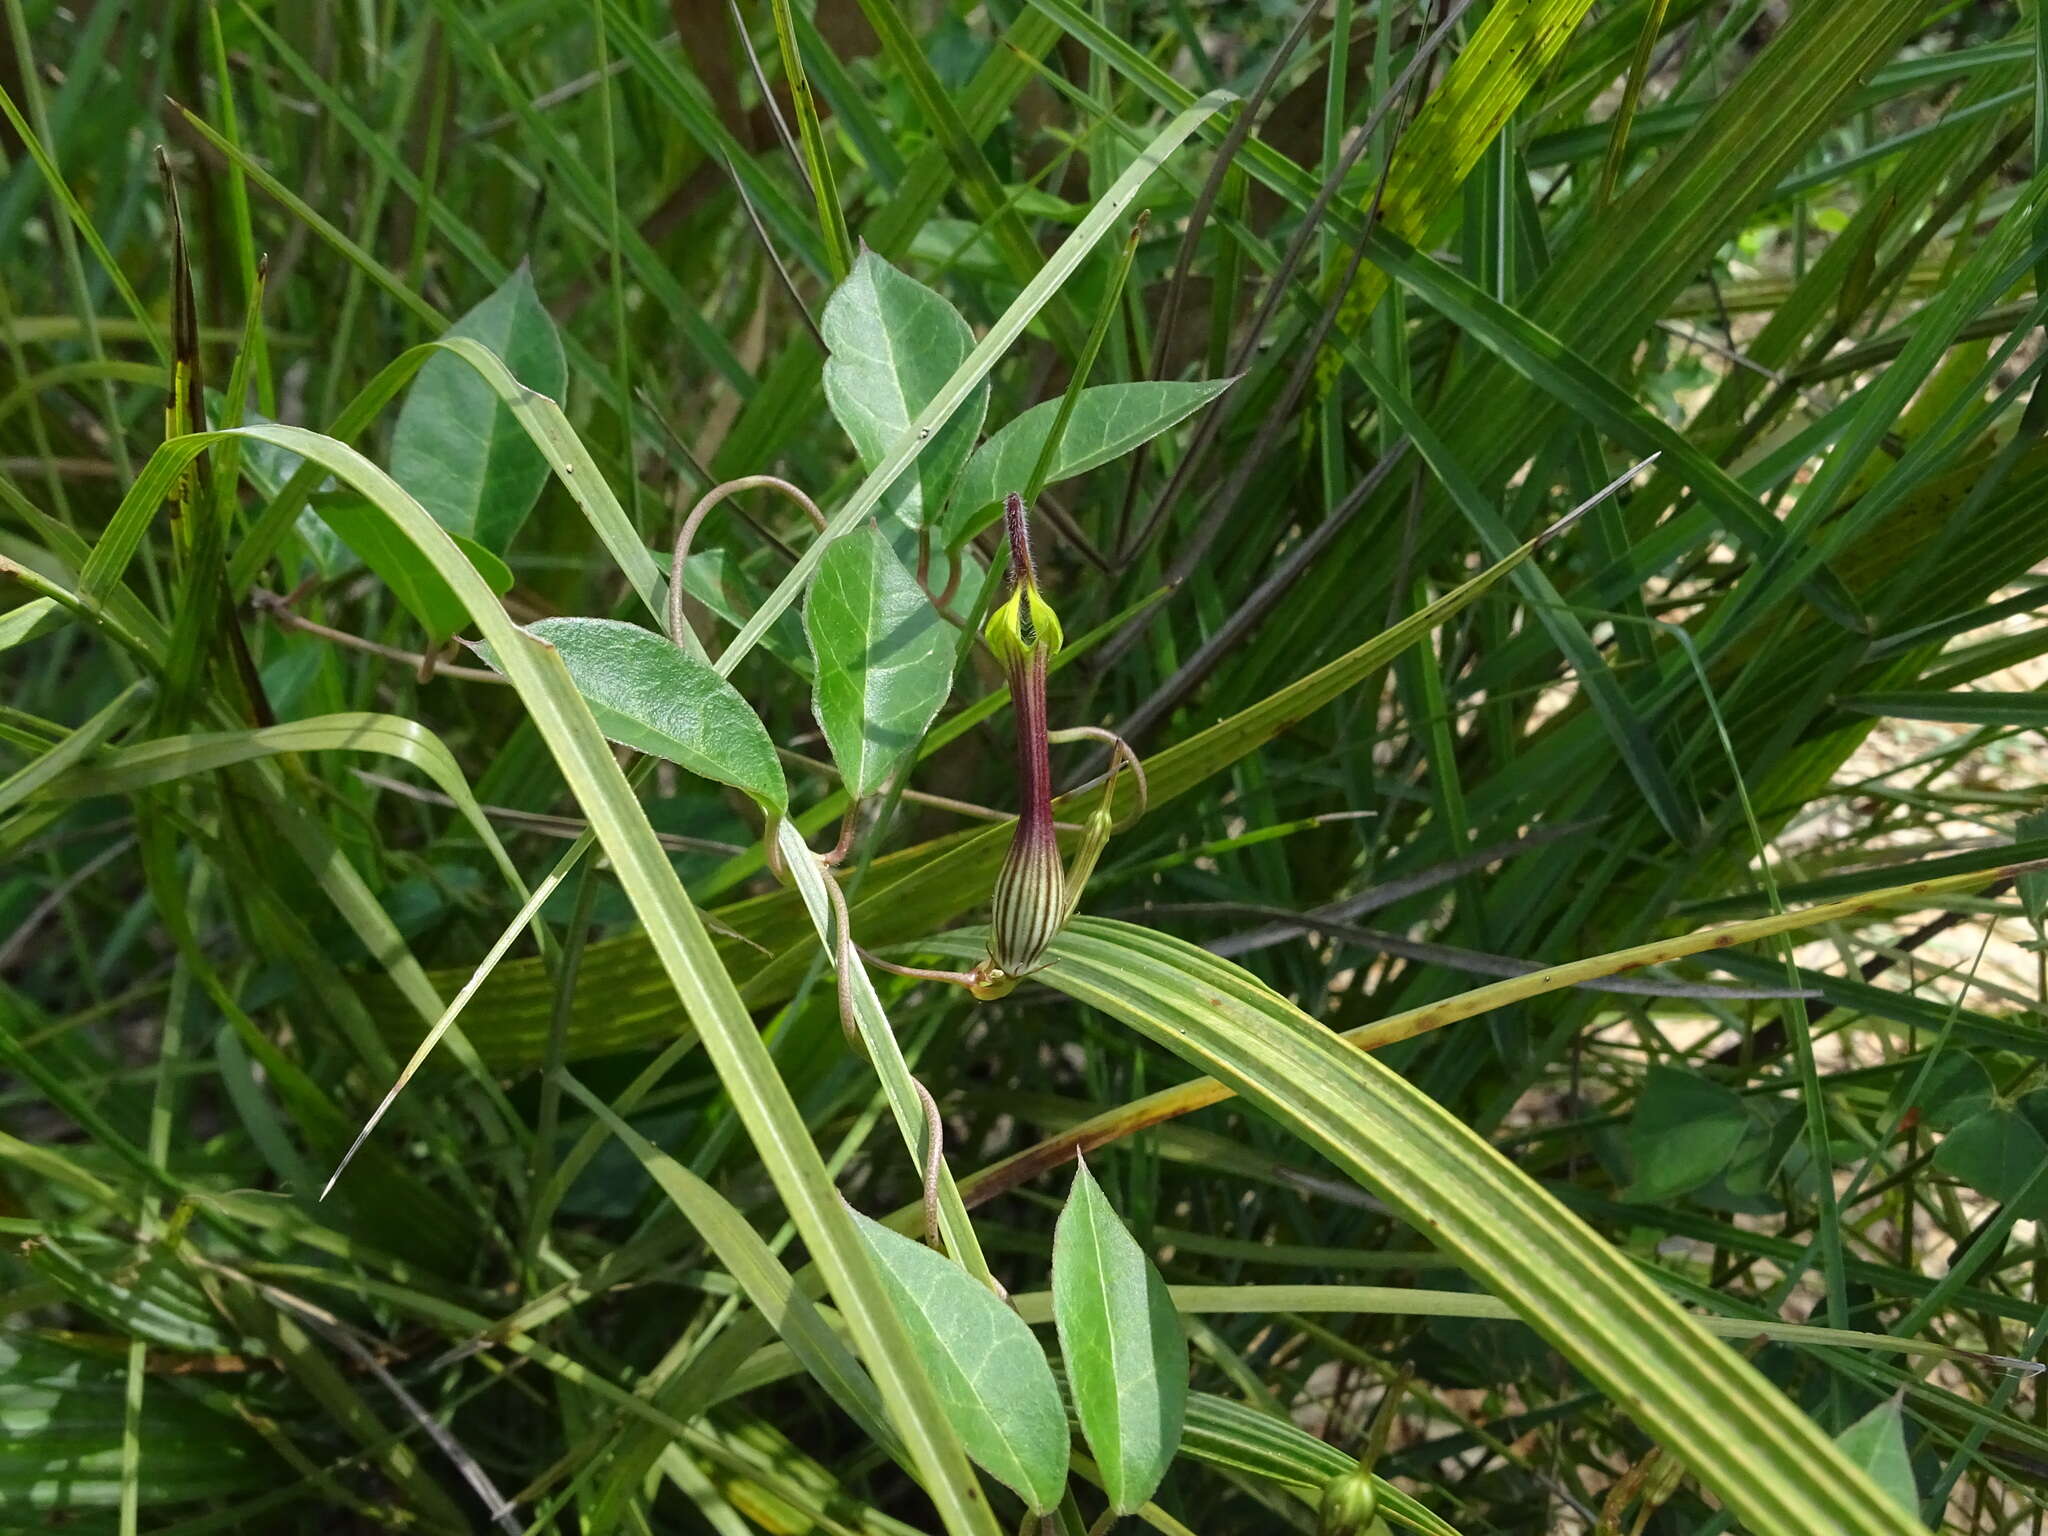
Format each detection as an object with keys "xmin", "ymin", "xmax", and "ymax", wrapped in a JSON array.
[{"xmin": 984, "ymin": 494, "xmax": 1063, "ymax": 670}]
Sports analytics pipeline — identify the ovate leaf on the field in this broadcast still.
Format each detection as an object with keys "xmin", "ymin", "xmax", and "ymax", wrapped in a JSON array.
[
  {"xmin": 1052, "ymin": 1159, "xmax": 1188, "ymax": 1514},
  {"xmin": 803, "ymin": 524, "xmax": 954, "ymax": 797},
  {"xmin": 389, "ymin": 263, "xmax": 567, "ymax": 554},
  {"xmin": 316, "ymin": 496, "xmax": 511, "ymax": 647},
  {"xmin": 491, "ymin": 617, "xmax": 786, "ymax": 817},
  {"xmin": 945, "ymin": 378, "xmax": 1235, "ymax": 548},
  {"xmin": 1626, "ymin": 1065, "xmax": 1748, "ymax": 1202},
  {"xmin": 821, "ymin": 248, "xmax": 986, "ymax": 558},
  {"xmin": 849, "ymin": 1208, "xmax": 1069, "ymax": 1512},
  {"xmin": 1834, "ymin": 1398, "xmax": 1917, "ymax": 1517},
  {"xmin": 1934, "ymin": 1105, "xmax": 2048, "ymax": 1219}
]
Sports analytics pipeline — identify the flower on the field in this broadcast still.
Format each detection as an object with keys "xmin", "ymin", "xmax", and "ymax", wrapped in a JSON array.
[{"xmin": 972, "ymin": 495, "xmax": 1067, "ymax": 1000}]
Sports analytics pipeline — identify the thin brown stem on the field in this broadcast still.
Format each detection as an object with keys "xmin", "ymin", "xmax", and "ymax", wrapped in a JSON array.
[
  {"xmin": 251, "ymin": 591, "xmax": 506, "ymax": 683},
  {"xmin": 910, "ymin": 1075, "xmax": 945, "ymax": 1250},
  {"xmin": 669, "ymin": 474, "xmax": 827, "ymax": 647}
]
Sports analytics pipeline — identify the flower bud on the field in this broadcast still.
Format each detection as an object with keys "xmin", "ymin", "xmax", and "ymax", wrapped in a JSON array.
[{"xmin": 1317, "ymin": 1466, "xmax": 1380, "ymax": 1536}]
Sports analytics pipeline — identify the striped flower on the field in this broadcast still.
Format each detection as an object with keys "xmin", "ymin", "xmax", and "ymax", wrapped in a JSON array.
[{"xmin": 972, "ymin": 495, "xmax": 1067, "ymax": 1000}]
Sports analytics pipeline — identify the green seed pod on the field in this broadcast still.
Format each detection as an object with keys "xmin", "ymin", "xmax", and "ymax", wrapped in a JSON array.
[{"xmin": 1317, "ymin": 1466, "xmax": 1380, "ymax": 1536}]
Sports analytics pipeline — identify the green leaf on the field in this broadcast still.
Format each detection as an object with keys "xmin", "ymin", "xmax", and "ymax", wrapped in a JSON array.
[
  {"xmin": 944, "ymin": 378, "xmax": 1235, "ymax": 547},
  {"xmin": 1933, "ymin": 1106, "xmax": 2048, "ymax": 1218},
  {"xmin": 2019, "ymin": 811, "xmax": 2048, "ymax": 936},
  {"xmin": 821, "ymin": 247, "xmax": 986, "ymax": 556},
  {"xmin": 491, "ymin": 617, "xmax": 787, "ymax": 818},
  {"xmin": 1052, "ymin": 1159, "xmax": 1187, "ymax": 1514},
  {"xmin": 803, "ymin": 524, "xmax": 954, "ymax": 797},
  {"xmin": 849, "ymin": 1209, "xmax": 1069, "ymax": 1512},
  {"xmin": 1627, "ymin": 1065, "xmax": 1750, "ymax": 1202},
  {"xmin": 0, "ymin": 1332, "xmax": 275, "ymax": 1509},
  {"xmin": 1834, "ymin": 1398, "xmax": 1918, "ymax": 1517},
  {"xmin": 315, "ymin": 496, "xmax": 512, "ymax": 647},
  {"xmin": 1841, "ymin": 691, "xmax": 2048, "ymax": 725},
  {"xmin": 389, "ymin": 263, "xmax": 567, "ymax": 554}
]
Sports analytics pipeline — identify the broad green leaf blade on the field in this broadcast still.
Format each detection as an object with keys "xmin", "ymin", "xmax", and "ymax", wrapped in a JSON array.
[
  {"xmin": 944, "ymin": 379, "xmax": 1235, "ymax": 547},
  {"xmin": 317, "ymin": 496, "xmax": 512, "ymax": 647},
  {"xmin": 1834, "ymin": 1398, "xmax": 1918, "ymax": 1516},
  {"xmin": 1011, "ymin": 919, "xmax": 1925, "ymax": 1536},
  {"xmin": 1627, "ymin": 1066, "xmax": 1749, "ymax": 1202},
  {"xmin": 389, "ymin": 264, "xmax": 567, "ymax": 554},
  {"xmin": 821, "ymin": 248, "xmax": 986, "ymax": 557},
  {"xmin": 803, "ymin": 524, "xmax": 954, "ymax": 797},
  {"xmin": 1052, "ymin": 1160, "xmax": 1187, "ymax": 1514},
  {"xmin": 495, "ymin": 617, "xmax": 787, "ymax": 818},
  {"xmin": 1931, "ymin": 1106, "xmax": 2048, "ymax": 1218},
  {"xmin": 850, "ymin": 1210, "xmax": 1069, "ymax": 1512},
  {"xmin": 1841, "ymin": 690, "xmax": 2048, "ymax": 725}
]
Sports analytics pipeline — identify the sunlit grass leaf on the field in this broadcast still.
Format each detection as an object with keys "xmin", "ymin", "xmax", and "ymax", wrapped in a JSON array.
[
  {"xmin": 1052, "ymin": 1159, "xmax": 1187, "ymax": 1515},
  {"xmin": 804, "ymin": 524, "xmax": 954, "ymax": 798},
  {"xmin": 850, "ymin": 1209, "xmax": 1069, "ymax": 1512},
  {"xmin": 1016, "ymin": 919, "xmax": 1924, "ymax": 1536},
  {"xmin": 944, "ymin": 378, "xmax": 1235, "ymax": 547},
  {"xmin": 485, "ymin": 617, "xmax": 787, "ymax": 818},
  {"xmin": 821, "ymin": 247, "xmax": 987, "ymax": 556},
  {"xmin": 389, "ymin": 263, "xmax": 566, "ymax": 555},
  {"xmin": 25, "ymin": 1237, "xmax": 235, "ymax": 1354},
  {"xmin": 317, "ymin": 495, "xmax": 511, "ymax": 647},
  {"xmin": 0, "ymin": 1332, "xmax": 275, "ymax": 1508},
  {"xmin": 1834, "ymin": 1398, "xmax": 1918, "ymax": 1517}
]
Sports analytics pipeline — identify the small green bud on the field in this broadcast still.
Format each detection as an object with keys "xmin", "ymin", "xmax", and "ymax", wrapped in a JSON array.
[
  {"xmin": 984, "ymin": 492, "xmax": 1064, "ymax": 672},
  {"xmin": 984, "ymin": 581, "xmax": 1064, "ymax": 671},
  {"xmin": 1317, "ymin": 1467, "xmax": 1380, "ymax": 1536}
]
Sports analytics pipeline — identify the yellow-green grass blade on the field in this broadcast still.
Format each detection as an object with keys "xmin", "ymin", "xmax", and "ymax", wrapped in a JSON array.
[
  {"xmin": 927, "ymin": 855, "xmax": 2048, "ymax": 1210},
  {"xmin": 1005, "ymin": 921, "xmax": 1925, "ymax": 1536}
]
